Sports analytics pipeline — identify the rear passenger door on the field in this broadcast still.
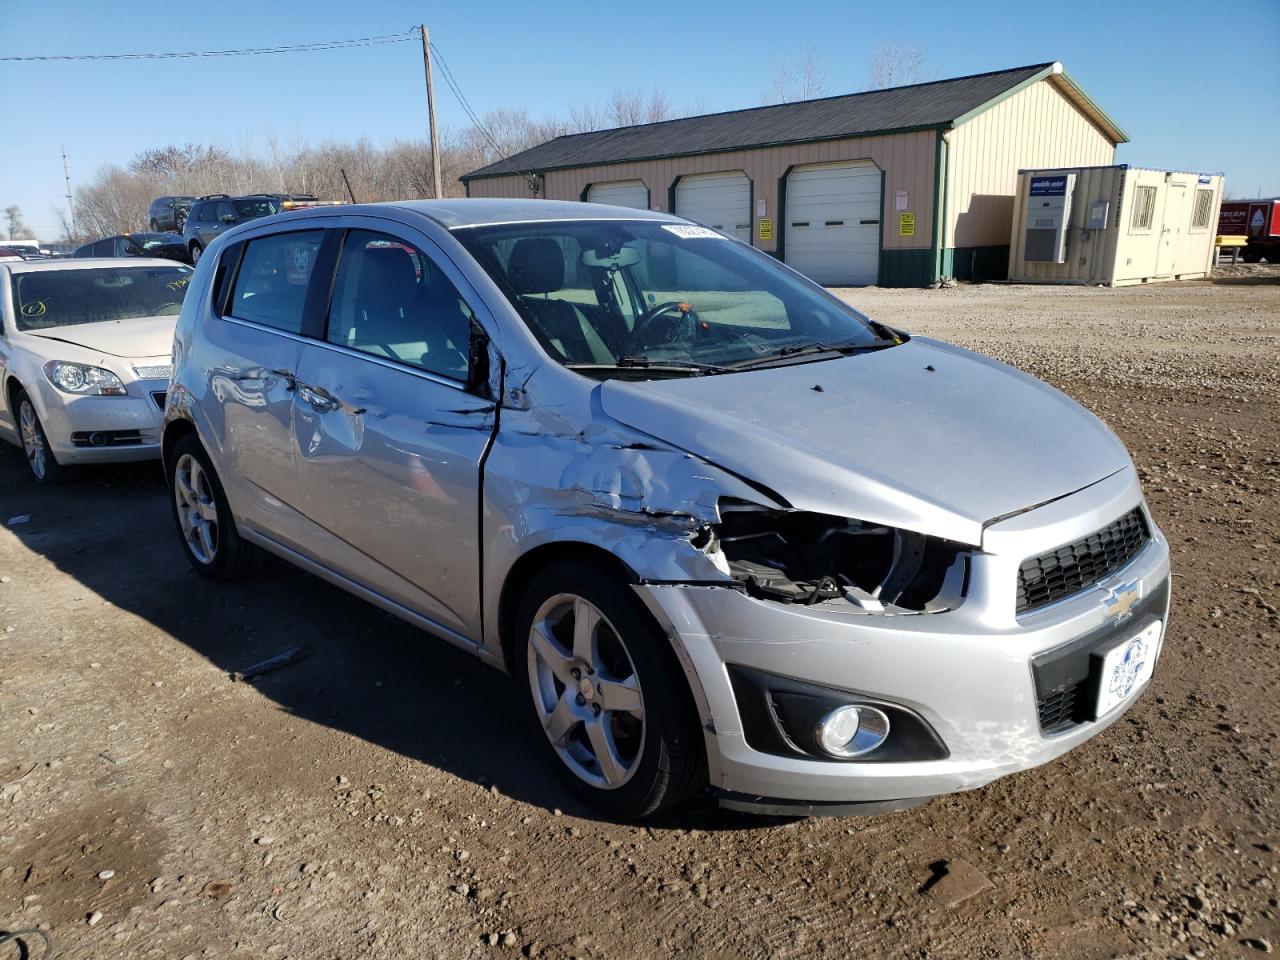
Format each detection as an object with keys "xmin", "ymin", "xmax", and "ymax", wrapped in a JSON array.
[
  {"xmin": 290, "ymin": 222, "xmax": 496, "ymax": 642},
  {"xmin": 201, "ymin": 227, "xmax": 331, "ymax": 547}
]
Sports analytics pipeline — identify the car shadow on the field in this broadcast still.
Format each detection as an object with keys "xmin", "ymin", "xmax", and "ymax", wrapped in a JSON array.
[{"xmin": 0, "ymin": 445, "xmax": 774, "ymax": 830}]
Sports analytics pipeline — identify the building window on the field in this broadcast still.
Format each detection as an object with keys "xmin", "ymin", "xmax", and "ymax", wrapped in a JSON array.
[
  {"xmin": 1130, "ymin": 186, "xmax": 1158, "ymax": 232},
  {"xmin": 1191, "ymin": 189, "xmax": 1214, "ymax": 231}
]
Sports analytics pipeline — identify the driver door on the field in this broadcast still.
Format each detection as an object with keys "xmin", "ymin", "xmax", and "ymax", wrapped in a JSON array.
[{"xmin": 290, "ymin": 223, "xmax": 497, "ymax": 641}]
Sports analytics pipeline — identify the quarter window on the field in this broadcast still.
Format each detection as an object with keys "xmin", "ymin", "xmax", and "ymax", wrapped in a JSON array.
[
  {"xmin": 325, "ymin": 229, "xmax": 475, "ymax": 381},
  {"xmin": 1191, "ymin": 189, "xmax": 1214, "ymax": 231},
  {"xmin": 227, "ymin": 230, "xmax": 323, "ymax": 334},
  {"xmin": 1130, "ymin": 186, "xmax": 1158, "ymax": 231}
]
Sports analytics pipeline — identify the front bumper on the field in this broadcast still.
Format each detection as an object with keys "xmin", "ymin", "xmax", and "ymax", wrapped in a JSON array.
[
  {"xmin": 637, "ymin": 474, "xmax": 1172, "ymax": 806},
  {"xmin": 36, "ymin": 378, "xmax": 168, "ymax": 464}
]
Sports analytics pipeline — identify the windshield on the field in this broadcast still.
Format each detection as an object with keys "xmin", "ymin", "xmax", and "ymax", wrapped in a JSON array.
[
  {"xmin": 12, "ymin": 265, "xmax": 193, "ymax": 331},
  {"xmin": 233, "ymin": 198, "xmax": 280, "ymax": 218},
  {"xmin": 453, "ymin": 220, "xmax": 889, "ymax": 376}
]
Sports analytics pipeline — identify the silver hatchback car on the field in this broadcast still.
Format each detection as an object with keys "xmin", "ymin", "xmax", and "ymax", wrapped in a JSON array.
[{"xmin": 164, "ymin": 199, "xmax": 1170, "ymax": 819}]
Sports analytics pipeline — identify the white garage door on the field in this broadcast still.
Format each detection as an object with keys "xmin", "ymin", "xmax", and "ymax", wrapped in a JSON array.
[
  {"xmin": 585, "ymin": 180, "xmax": 649, "ymax": 209},
  {"xmin": 674, "ymin": 172, "xmax": 751, "ymax": 242},
  {"xmin": 784, "ymin": 161, "xmax": 881, "ymax": 285}
]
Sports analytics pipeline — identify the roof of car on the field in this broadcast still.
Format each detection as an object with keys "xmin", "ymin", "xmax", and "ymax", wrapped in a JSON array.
[
  {"xmin": 279, "ymin": 198, "xmax": 681, "ymax": 229},
  {"xmin": 2, "ymin": 257, "xmax": 187, "ymax": 274}
]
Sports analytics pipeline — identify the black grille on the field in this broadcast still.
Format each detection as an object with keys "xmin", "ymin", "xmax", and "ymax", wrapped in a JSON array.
[
  {"xmin": 1017, "ymin": 508, "xmax": 1150, "ymax": 615},
  {"xmin": 1037, "ymin": 683, "xmax": 1086, "ymax": 733}
]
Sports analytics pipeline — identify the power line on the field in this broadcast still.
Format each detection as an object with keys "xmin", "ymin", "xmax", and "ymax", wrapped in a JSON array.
[
  {"xmin": 0, "ymin": 29, "xmax": 417, "ymax": 62},
  {"xmin": 428, "ymin": 40, "xmax": 509, "ymax": 162}
]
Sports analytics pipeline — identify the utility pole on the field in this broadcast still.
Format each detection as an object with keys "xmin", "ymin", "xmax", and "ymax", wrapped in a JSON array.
[
  {"xmin": 420, "ymin": 25, "xmax": 443, "ymax": 200},
  {"xmin": 61, "ymin": 145, "xmax": 76, "ymax": 240}
]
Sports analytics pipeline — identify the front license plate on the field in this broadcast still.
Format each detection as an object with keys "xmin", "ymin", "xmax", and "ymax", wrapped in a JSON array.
[{"xmin": 1092, "ymin": 620, "xmax": 1163, "ymax": 719}]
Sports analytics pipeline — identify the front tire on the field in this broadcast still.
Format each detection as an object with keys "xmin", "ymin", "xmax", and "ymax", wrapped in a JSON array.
[
  {"xmin": 16, "ymin": 390, "xmax": 69, "ymax": 484},
  {"xmin": 189, "ymin": 241, "xmax": 204, "ymax": 264},
  {"xmin": 516, "ymin": 561, "xmax": 706, "ymax": 819},
  {"xmin": 167, "ymin": 434, "xmax": 263, "ymax": 580}
]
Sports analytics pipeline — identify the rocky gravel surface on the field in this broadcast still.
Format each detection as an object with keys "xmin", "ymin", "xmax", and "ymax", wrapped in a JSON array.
[{"xmin": 1, "ymin": 274, "xmax": 1277, "ymax": 959}]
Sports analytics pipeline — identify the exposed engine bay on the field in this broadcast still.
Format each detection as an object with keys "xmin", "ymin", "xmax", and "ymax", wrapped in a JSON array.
[{"xmin": 705, "ymin": 501, "xmax": 970, "ymax": 613}]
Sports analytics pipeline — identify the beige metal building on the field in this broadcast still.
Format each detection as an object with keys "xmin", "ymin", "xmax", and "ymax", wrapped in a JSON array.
[
  {"xmin": 463, "ymin": 61, "xmax": 1127, "ymax": 287},
  {"xmin": 1008, "ymin": 166, "xmax": 1224, "ymax": 285}
]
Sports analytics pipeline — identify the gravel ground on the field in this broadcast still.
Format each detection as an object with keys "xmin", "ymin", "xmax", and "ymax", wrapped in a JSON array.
[{"xmin": 1, "ymin": 272, "xmax": 1277, "ymax": 959}]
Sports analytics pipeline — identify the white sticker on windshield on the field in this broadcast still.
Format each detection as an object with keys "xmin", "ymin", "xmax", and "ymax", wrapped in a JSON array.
[{"xmin": 661, "ymin": 224, "xmax": 725, "ymax": 240}]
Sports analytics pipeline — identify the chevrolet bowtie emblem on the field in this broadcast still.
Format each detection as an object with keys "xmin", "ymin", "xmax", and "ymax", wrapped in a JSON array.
[{"xmin": 1104, "ymin": 580, "xmax": 1142, "ymax": 621}]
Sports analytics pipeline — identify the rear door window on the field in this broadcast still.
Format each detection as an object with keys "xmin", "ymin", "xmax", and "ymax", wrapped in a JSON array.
[{"xmin": 227, "ymin": 230, "xmax": 324, "ymax": 334}]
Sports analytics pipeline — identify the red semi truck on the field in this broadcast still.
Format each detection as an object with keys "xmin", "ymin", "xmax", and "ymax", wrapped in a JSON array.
[{"xmin": 1218, "ymin": 199, "xmax": 1280, "ymax": 262}]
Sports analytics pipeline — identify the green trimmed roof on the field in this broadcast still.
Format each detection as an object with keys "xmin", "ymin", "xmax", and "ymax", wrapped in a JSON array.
[{"xmin": 465, "ymin": 61, "xmax": 1126, "ymax": 180}]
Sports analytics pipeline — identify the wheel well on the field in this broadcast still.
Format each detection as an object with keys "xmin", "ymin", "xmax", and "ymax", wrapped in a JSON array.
[
  {"xmin": 5, "ymin": 376, "xmax": 26, "ymax": 417},
  {"xmin": 161, "ymin": 418, "xmax": 198, "ymax": 472},
  {"xmin": 497, "ymin": 541, "xmax": 639, "ymax": 673}
]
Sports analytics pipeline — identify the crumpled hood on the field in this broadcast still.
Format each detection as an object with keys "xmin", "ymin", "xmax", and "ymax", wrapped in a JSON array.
[
  {"xmin": 27, "ymin": 316, "xmax": 176, "ymax": 359},
  {"xmin": 597, "ymin": 338, "xmax": 1131, "ymax": 546}
]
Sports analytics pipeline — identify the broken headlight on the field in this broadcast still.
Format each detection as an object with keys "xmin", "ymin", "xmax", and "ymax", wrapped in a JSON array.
[{"xmin": 709, "ymin": 501, "xmax": 970, "ymax": 613}]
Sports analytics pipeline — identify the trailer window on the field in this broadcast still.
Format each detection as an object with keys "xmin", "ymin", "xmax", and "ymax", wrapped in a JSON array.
[
  {"xmin": 1191, "ymin": 189, "xmax": 1214, "ymax": 231},
  {"xmin": 1130, "ymin": 186, "xmax": 1157, "ymax": 232}
]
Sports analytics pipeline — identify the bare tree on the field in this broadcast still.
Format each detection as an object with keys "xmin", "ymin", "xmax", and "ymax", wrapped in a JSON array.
[
  {"xmin": 4, "ymin": 205, "xmax": 36, "ymax": 240},
  {"xmin": 60, "ymin": 83, "xmax": 690, "ymax": 234},
  {"xmin": 765, "ymin": 46, "xmax": 829, "ymax": 103},
  {"xmin": 867, "ymin": 44, "xmax": 930, "ymax": 89},
  {"xmin": 605, "ymin": 88, "xmax": 673, "ymax": 127},
  {"xmin": 567, "ymin": 98, "xmax": 606, "ymax": 133},
  {"xmin": 644, "ymin": 88, "xmax": 673, "ymax": 123}
]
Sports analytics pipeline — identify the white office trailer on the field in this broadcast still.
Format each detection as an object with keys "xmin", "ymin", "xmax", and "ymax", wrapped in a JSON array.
[{"xmin": 1008, "ymin": 165, "xmax": 1223, "ymax": 286}]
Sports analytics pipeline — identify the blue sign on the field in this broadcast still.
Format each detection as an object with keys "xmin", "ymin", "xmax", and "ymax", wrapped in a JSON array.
[{"xmin": 1030, "ymin": 176, "xmax": 1068, "ymax": 197}]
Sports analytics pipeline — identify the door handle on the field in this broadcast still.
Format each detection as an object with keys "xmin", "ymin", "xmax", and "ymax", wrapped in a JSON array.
[{"xmin": 298, "ymin": 383, "xmax": 340, "ymax": 412}]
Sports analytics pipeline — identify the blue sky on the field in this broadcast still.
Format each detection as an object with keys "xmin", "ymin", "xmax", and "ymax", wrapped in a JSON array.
[{"xmin": 3, "ymin": 0, "xmax": 1277, "ymax": 239}]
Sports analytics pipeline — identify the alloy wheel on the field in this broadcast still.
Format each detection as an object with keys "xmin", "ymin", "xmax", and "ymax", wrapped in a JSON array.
[
  {"xmin": 18, "ymin": 401, "xmax": 46, "ymax": 481},
  {"xmin": 527, "ymin": 594, "xmax": 646, "ymax": 789},
  {"xmin": 173, "ymin": 453, "xmax": 219, "ymax": 564}
]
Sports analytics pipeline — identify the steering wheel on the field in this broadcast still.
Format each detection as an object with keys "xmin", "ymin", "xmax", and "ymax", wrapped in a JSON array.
[{"xmin": 623, "ymin": 300, "xmax": 697, "ymax": 355}]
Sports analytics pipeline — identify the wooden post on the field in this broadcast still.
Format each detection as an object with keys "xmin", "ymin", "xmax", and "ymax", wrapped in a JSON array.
[{"xmin": 421, "ymin": 25, "xmax": 443, "ymax": 200}]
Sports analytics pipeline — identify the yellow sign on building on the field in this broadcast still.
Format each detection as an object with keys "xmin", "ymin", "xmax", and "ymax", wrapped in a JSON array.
[
  {"xmin": 899, "ymin": 212, "xmax": 916, "ymax": 237},
  {"xmin": 758, "ymin": 218, "xmax": 773, "ymax": 241}
]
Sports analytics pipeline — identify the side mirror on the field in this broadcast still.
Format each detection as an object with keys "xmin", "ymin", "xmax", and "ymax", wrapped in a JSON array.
[{"xmin": 465, "ymin": 318, "xmax": 492, "ymax": 397}]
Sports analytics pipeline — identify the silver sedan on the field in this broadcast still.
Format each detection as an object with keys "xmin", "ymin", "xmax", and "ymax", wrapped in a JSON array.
[
  {"xmin": 0, "ymin": 258, "xmax": 192, "ymax": 482},
  {"xmin": 162, "ymin": 200, "xmax": 1170, "ymax": 819}
]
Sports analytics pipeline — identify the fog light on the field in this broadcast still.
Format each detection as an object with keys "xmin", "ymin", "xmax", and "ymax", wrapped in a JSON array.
[{"xmin": 815, "ymin": 705, "xmax": 891, "ymax": 758}]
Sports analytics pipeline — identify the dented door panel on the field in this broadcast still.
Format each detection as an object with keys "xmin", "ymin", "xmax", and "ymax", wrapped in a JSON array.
[{"xmin": 293, "ymin": 342, "xmax": 495, "ymax": 639}]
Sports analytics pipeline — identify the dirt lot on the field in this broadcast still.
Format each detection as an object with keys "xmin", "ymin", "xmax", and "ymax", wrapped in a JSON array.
[{"xmin": 1, "ymin": 271, "xmax": 1277, "ymax": 960}]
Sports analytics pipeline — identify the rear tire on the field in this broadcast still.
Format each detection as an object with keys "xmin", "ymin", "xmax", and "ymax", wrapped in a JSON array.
[
  {"xmin": 515, "ymin": 560, "xmax": 706, "ymax": 820},
  {"xmin": 167, "ymin": 433, "xmax": 264, "ymax": 580},
  {"xmin": 15, "ymin": 390, "xmax": 70, "ymax": 485},
  {"xmin": 1241, "ymin": 244, "xmax": 1263, "ymax": 264}
]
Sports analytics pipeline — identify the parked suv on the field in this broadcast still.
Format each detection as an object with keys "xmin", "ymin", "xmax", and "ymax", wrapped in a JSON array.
[
  {"xmin": 148, "ymin": 196, "xmax": 195, "ymax": 233},
  {"xmin": 164, "ymin": 199, "xmax": 1170, "ymax": 819},
  {"xmin": 183, "ymin": 195, "xmax": 285, "ymax": 263}
]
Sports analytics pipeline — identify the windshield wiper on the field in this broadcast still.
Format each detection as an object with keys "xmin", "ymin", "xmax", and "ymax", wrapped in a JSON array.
[
  {"xmin": 725, "ymin": 338, "xmax": 899, "ymax": 370},
  {"xmin": 566, "ymin": 356, "xmax": 729, "ymax": 376}
]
